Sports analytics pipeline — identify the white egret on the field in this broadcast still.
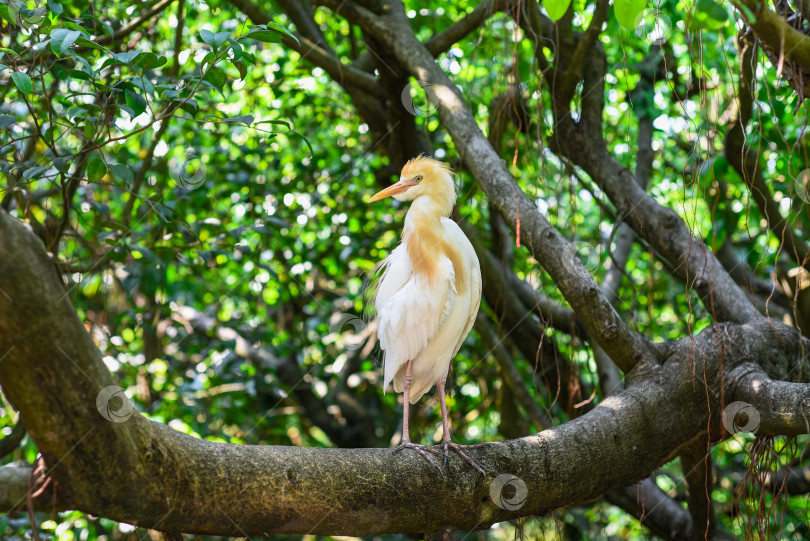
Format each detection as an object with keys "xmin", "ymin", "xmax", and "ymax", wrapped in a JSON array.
[{"xmin": 369, "ymin": 155, "xmax": 484, "ymax": 473}]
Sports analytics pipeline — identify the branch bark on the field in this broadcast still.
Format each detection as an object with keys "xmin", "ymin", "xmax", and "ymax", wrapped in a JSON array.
[
  {"xmin": 730, "ymin": 0, "xmax": 810, "ymax": 71},
  {"xmin": 726, "ymin": 364, "xmax": 810, "ymax": 436},
  {"xmin": 680, "ymin": 439, "xmax": 716, "ymax": 540}
]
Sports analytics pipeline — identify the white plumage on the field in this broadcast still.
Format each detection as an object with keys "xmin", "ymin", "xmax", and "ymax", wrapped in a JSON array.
[{"xmin": 376, "ymin": 218, "xmax": 481, "ymax": 402}]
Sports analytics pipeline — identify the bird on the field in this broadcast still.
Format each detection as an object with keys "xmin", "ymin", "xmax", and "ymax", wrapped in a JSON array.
[{"xmin": 368, "ymin": 155, "xmax": 484, "ymax": 473}]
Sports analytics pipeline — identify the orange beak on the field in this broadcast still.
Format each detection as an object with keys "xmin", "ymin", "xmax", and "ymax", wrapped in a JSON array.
[{"xmin": 368, "ymin": 177, "xmax": 419, "ymax": 202}]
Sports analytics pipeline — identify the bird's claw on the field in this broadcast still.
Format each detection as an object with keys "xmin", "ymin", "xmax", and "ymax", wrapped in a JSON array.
[
  {"xmin": 436, "ymin": 441, "xmax": 488, "ymax": 475},
  {"xmin": 392, "ymin": 441, "xmax": 443, "ymax": 473}
]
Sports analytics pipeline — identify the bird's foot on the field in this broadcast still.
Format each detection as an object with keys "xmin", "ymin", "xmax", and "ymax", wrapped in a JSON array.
[
  {"xmin": 437, "ymin": 441, "xmax": 488, "ymax": 475},
  {"xmin": 392, "ymin": 440, "xmax": 443, "ymax": 473}
]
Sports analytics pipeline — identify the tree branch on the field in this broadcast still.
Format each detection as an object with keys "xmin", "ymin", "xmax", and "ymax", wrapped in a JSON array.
[
  {"xmin": 558, "ymin": 0, "xmax": 609, "ymax": 103},
  {"xmin": 228, "ymin": 0, "xmax": 382, "ymax": 96},
  {"xmin": 424, "ymin": 0, "xmax": 499, "ymax": 57},
  {"xmin": 726, "ymin": 364, "xmax": 810, "ymax": 436},
  {"xmin": 604, "ymin": 477, "xmax": 693, "ymax": 541},
  {"xmin": 0, "ymin": 419, "xmax": 26, "ymax": 460},
  {"xmin": 680, "ymin": 438, "xmax": 716, "ymax": 540},
  {"xmin": 730, "ymin": 0, "xmax": 810, "ymax": 71}
]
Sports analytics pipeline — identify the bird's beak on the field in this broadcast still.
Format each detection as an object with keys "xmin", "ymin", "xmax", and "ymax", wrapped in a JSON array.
[{"xmin": 368, "ymin": 177, "xmax": 419, "ymax": 202}]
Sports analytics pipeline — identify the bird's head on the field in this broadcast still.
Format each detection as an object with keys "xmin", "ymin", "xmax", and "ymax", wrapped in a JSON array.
[{"xmin": 368, "ymin": 155, "xmax": 456, "ymax": 216}]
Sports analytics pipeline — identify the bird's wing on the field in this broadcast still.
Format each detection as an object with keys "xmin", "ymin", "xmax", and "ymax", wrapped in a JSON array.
[
  {"xmin": 373, "ymin": 244, "xmax": 412, "ymax": 314},
  {"xmin": 443, "ymin": 217, "xmax": 482, "ymax": 358},
  {"xmin": 376, "ymin": 246, "xmax": 456, "ymax": 391}
]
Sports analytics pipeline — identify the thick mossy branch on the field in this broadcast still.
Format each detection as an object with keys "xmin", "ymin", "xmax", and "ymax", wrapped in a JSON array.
[{"xmin": 731, "ymin": 0, "xmax": 810, "ymax": 71}]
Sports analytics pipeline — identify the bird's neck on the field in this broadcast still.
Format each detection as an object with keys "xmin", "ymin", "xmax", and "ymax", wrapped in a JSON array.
[
  {"xmin": 402, "ymin": 196, "xmax": 468, "ymax": 293},
  {"xmin": 405, "ymin": 195, "xmax": 452, "ymax": 225},
  {"xmin": 402, "ymin": 197, "xmax": 450, "ymax": 252}
]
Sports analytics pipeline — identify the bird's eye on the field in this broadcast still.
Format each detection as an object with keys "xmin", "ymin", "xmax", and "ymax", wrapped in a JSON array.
[{"xmin": 415, "ymin": 175, "xmax": 423, "ymax": 182}]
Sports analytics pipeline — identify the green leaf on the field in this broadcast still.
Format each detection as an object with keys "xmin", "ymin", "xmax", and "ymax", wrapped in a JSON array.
[
  {"xmin": 66, "ymin": 69, "xmax": 92, "ymax": 81},
  {"xmin": 124, "ymin": 75, "xmax": 154, "ymax": 95},
  {"xmin": 82, "ymin": 14, "xmax": 113, "ymax": 35},
  {"xmin": 615, "ymin": 0, "xmax": 646, "ymax": 30},
  {"xmin": 0, "ymin": 115, "xmax": 15, "ymax": 129},
  {"xmin": 59, "ymin": 21, "xmax": 89, "ymax": 34},
  {"xmin": 74, "ymin": 55, "xmax": 93, "ymax": 74},
  {"xmin": 50, "ymin": 60, "xmax": 67, "ymax": 80},
  {"xmin": 125, "ymin": 90, "xmax": 147, "ymax": 118},
  {"xmin": 53, "ymin": 156, "xmax": 70, "ymax": 172},
  {"xmin": 200, "ymin": 51, "xmax": 218, "ymax": 69},
  {"xmin": 11, "ymin": 72, "xmax": 32, "ymax": 94},
  {"xmin": 23, "ymin": 166, "xmax": 51, "ymax": 180},
  {"xmin": 202, "ymin": 66, "xmax": 227, "ymax": 94},
  {"xmin": 50, "ymin": 28, "xmax": 81, "ymax": 56},
  {"xmin": 115, "ymin": 51, "xmax": 141, "ymax": 65},
  {"xmin": 228, "ymin": 38, "xmax": 243, "ymax": 60},
  {"xmin": 47, "ymin": 0, "xmax": 64, "ymax": 16},
  {"xmin": 132, "ymin": 52, "xmax": 167, "ymax": 70},
  {"xmin": 75, "ymin": 37, "xmax": 111, "ymax": 53},
  {"xmin": 266, "ymin": 21, "xmax": 298, "ymax": 45},
  {"xmin": 239, "ymin": 23, "xmax": 298, "ymax": 45},
  {"xmin": 87, "ymin": 158, "xmax": 107, "ymax": 182},
  {"xmin": 233, "ymin": 59, "xmax": 248, "ymax": 80},
  {"xmin": 240, "ymin": 29, "xmax": 282, "ymax": 43},
  {"xmin": 707, "ymin": 2, "xmax": 727, "ymax": 20},
  {"xmin": 109, "ymin": 164, "xmax": 134, "ymax": 183},
  {"xmin": 201, "ymin": 29, "xmax": 230, "ymax": 48},
  {"xmin": 223, "ymin": 114, "xmax": 254, "ymax": 126},
  {"xmin": 543, "ymin": 0, "xmax": 572, "ymax": 21},
  {"xmin": 179, "ymin": 98, "xmax": 198, "ymax": 114},
  {"xmin": 32, "ymin": 39, "xmax": 51, "ymax": 52}
]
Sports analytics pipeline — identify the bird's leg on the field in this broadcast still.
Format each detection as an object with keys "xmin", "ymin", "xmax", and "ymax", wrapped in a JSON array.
[
  {"xmin": 436, "ymin": 378, "xmax": 487, "ymax": 475},
  {"xmin": 392, "ymin": 360, "xmax": 441, "ymax": 472},
  {"xmin": 402, "ymin": 360, "xmax": 412, "ymax": 441}
]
